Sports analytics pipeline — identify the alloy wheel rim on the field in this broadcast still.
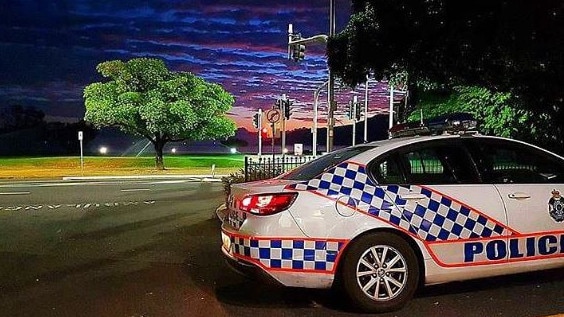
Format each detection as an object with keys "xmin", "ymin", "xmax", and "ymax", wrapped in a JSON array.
[{"xmin": 355, "ymin": 245, "xmax": 408, "ymax": 301}]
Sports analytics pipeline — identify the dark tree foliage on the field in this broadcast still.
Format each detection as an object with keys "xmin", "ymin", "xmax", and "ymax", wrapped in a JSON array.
[
  {"xmin": 221, "ymin": 137, "xmax": 248, "ymax": 149},
  {"xmin": 328, "ymin": 0, "xmax": 564, "ymax": 150},
  {"xmin": 0, "ymin": 104, "xmax": 45, "ymax": 132},
  {"xmin": 45, "ymin": 120, "xmax": 98, "ymax": 154}
]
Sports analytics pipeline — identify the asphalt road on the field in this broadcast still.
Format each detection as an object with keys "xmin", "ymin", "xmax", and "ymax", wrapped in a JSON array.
[{"xmin": 0, "ymin": 179, "xmax": 562, "ymax": 317}]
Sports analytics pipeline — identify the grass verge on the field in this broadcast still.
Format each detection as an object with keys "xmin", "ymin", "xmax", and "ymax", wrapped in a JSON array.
[{"xmin": 0, "ymin": 155, "xmax": 245, "ymax": 180}]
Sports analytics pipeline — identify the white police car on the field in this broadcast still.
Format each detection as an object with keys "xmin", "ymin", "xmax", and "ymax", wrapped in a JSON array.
[{"xmin": 220, "ymin": 117, "xmax": 564, "ymax": 312}]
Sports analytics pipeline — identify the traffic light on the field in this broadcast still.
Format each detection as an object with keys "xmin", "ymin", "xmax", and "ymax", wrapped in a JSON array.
[
  {"xmin": 355, "ymin": 101, "xmax": 362, "ymax": 121},
  {"xmin": 284, "ymin": 100, "xmax": 292, "ymax": 120},
  {"xmin": 348, "ymin": 101, "xmax": 354, "ymax": 119},
  {"xmin": 252, "ymin": 111, "xmax": 261, "ymax": 129},
  {"xmin": 290, "ymin": 34, "xmax": 305, "ymax": 62},
  {"xmin": 291, "ymin": 43, "xmax": 305, "ymax": 61},
  {"xmin": 261, "ymin": 127, "xmax": 268, "ymax": 139}
]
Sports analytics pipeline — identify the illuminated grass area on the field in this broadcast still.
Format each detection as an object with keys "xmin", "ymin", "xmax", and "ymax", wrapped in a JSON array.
[{"xmin": 0, "ymin": 155, "xmax": 245, "ymax": 179}]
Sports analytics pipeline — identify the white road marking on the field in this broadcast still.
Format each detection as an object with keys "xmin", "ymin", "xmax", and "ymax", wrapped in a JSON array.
[
  {"xmin": 0, "ymin": 192, "xmax": 30, "ymax": 195},
  {"xmin": 120, "ymin": 188, "xmax": 151, "ymax": 192},
  {"xmin": 0, "ymin": 200, "xmax": 158, "ymax": 211},
  {"xmin": 147, "ymin": 180, "xmax": 189, "ymax": 184}
]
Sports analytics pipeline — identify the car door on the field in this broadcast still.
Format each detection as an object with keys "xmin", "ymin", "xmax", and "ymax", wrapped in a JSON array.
[
  {"xmin": 369, "ymin": 139, "xmax": 511, "ymax": 267},
  {"xmin": 467, "ymin": 138, "xmax": 564, "ymax": 264}
]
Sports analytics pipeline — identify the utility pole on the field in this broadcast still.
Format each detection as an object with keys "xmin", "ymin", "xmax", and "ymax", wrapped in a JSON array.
[{"xmin": 327, "ymin": 0, "xmax": 336, "ymax": 152}]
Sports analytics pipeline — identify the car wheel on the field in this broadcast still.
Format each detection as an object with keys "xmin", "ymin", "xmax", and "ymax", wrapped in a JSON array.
[{"xmin": 340, "ymin": 232, "xmax": 419, "ymax": 313}]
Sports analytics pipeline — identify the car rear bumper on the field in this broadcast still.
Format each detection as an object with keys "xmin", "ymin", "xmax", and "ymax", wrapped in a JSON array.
[
  {"xmin": 221, "ymin": 245, "xmax": 284, "ymax": 286},
  {"xmin": 221, "ymin": 227, "xmax": 341, "ymax": 289}
]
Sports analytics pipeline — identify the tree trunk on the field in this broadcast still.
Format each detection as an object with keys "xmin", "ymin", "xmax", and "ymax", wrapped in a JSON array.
[{"xmin": 153, "ymin": 139, "xmax": 165, "ymax": 170}]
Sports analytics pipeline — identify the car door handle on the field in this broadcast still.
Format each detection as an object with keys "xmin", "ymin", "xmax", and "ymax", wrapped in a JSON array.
[
  {"xmin": 508, "ymin": 192, "xmax": 531, "ymax": 199},
  {"xmin": 399, "ymin": 193, "xmax": 427, "ymax": 200}
]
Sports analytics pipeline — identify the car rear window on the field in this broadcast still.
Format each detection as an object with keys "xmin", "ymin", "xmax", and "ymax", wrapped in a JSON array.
[{"xmin": 280, "ymin": 146, "xmax": 376, "ymax": 181}]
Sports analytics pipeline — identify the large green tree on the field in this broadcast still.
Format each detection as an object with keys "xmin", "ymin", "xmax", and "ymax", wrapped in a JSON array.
[
  {"xmin": 408, "ymin": 86, "xmax": 546, "ymax": 139},
  {"xmin": 328, "ymin": 0, "xmax": 564, "ymax": 151},
  {"xmin": 84, "ymin": 58, "xmax": 236, "ymax": 169}
]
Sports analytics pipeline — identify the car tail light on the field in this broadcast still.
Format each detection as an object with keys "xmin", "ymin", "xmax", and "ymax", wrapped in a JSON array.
[{"xmin": 239, "ymin": 193, "xmax": 298, "ymax": 216}]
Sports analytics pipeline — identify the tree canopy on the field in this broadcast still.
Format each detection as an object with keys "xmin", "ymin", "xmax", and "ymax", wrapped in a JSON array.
[
  {"xmin": 328, "ymin": 0, "xmax": 564, "ymax": 150},
  {"xmin": 84, "ymin": 58, "xmax": 236, "ymax": 169}
]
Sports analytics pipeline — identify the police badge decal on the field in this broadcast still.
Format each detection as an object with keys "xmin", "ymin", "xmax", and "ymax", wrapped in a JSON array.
[{"xmin": 548, "ymin": 189, "xmax": 564, "ymax": 222}]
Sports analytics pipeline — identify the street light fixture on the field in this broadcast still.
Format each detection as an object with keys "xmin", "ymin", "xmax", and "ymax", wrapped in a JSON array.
[{"xmin": 287, "ymin": 0, "xmax": 337, "ymax": 152}]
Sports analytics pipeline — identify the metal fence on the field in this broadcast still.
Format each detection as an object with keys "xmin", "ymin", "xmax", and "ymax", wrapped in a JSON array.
[{"xmin": 244, "ymin": 156, "xmax": 315, "ymax": 182}]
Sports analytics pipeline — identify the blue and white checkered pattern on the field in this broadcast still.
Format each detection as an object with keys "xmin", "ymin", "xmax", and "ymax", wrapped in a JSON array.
[
  {"xmin": 287, "ymin": 162, "xmax": 514, "ymax": 241},
  {"xmin": 231, "ymin": 236, "xmax": 344, "ymax": 272}
]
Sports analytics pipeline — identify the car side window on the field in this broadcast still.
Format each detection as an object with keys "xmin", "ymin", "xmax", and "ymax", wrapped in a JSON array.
[
  {"xmin": 468, "ymin": 139, "xmax": 564, "ymax": 184},
  {"xmin": 435, "ymin": 145, "xmax": 481, "ymax": 183},
  {"xmin": 280, "ymin": 145, "xmax": 376, "ymax": 180},
  {"xmin": 403, "ymin": 148, "xmax": 453, "ymax": 184},
  {"xmin": 373, "ymin": 154, "xmax": 406, "ymax": 185},
  {"xmin": 370, "ymin": 142, "xmax": 479, "ymax": 185}
]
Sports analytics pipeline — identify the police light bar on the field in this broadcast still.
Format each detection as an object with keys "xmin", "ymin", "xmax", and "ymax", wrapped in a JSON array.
[{"xmin": 390, "ymin": 112, "xmax": 478, "ymax": 138}]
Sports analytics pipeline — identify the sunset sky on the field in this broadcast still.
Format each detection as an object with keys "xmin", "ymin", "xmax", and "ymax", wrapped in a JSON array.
[{"xmin": 0, "ymin": 0, "xmax": 391, "ymax": 132}]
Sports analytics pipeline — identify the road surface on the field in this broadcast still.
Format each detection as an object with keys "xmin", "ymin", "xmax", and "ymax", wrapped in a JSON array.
[{"xmin": 0, "ymin": 179, "xmax": 562, "ymax": 317}]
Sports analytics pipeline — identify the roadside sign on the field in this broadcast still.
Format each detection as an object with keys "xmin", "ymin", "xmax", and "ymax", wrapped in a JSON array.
[
  {"xmin": 265, "ymin": 109, "xmax": 281, "ymax": 123},
  {"xmin": 78, "ymin": 131, "xmax": 84, "ymax": 175},
  {"xmin": 294, "ymin": 143, "xmax": 303, "ymax": 156}
]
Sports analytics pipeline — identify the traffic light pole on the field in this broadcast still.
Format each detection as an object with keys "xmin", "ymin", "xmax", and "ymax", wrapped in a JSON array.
[
  {"xmin": 327, "ymin": 0, "xmax": 336, "ymax": 153},
  {"xmin": 288, "ymin": 0, "xmax": 336, "ymax": 152},
  {"xmin": 257, "ymin": 109, "xmax": 262, "ymax": 156},
  {"xmin": 271, "ymin": 122, "xmax": 275, "ymax": 160},
  {"xmin": 281, "ymin": 94, "xmax": 287, "ymax": 155}
]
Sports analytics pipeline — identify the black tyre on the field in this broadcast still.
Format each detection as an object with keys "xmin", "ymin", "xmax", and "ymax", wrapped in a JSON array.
[{"xmin": 340, "ymin": 232, "xmax": 420, "ymax": 313}]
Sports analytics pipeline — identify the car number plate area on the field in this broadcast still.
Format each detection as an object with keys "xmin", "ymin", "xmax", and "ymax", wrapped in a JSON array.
[{"xmin": 227, "ymin": 209, "xmax": 247, "ymax": 230}]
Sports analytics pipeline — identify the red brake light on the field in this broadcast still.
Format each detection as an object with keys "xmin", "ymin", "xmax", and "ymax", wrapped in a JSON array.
[{"xmin": 239, "ymin": 193, "xmax": 298, "ymax": 215}]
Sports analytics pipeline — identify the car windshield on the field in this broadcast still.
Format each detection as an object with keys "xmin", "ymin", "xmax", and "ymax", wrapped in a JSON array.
[{"xmin": 280, "ymin": 146, "xmax": 376, "ymax": 180}]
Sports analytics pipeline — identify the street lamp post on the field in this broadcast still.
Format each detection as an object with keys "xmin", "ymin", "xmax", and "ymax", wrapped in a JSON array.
[
  {"xmin": 352, "ymin": 96, "xmax": 357, "ymax": 146},
  {"xmin": 313, "ymin": 80, "xmax": 329, "ymax": 156},
  {"xmin": 388, "ymin": 85, "xmax": 407, "ymax": 138},
  {"xmin": 389, "ymin": 85, "xmax": 395, "ymax": 138},
  {"xmin": 364, "ymin": 77, "xmax": 371, "ymax": 143}
]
